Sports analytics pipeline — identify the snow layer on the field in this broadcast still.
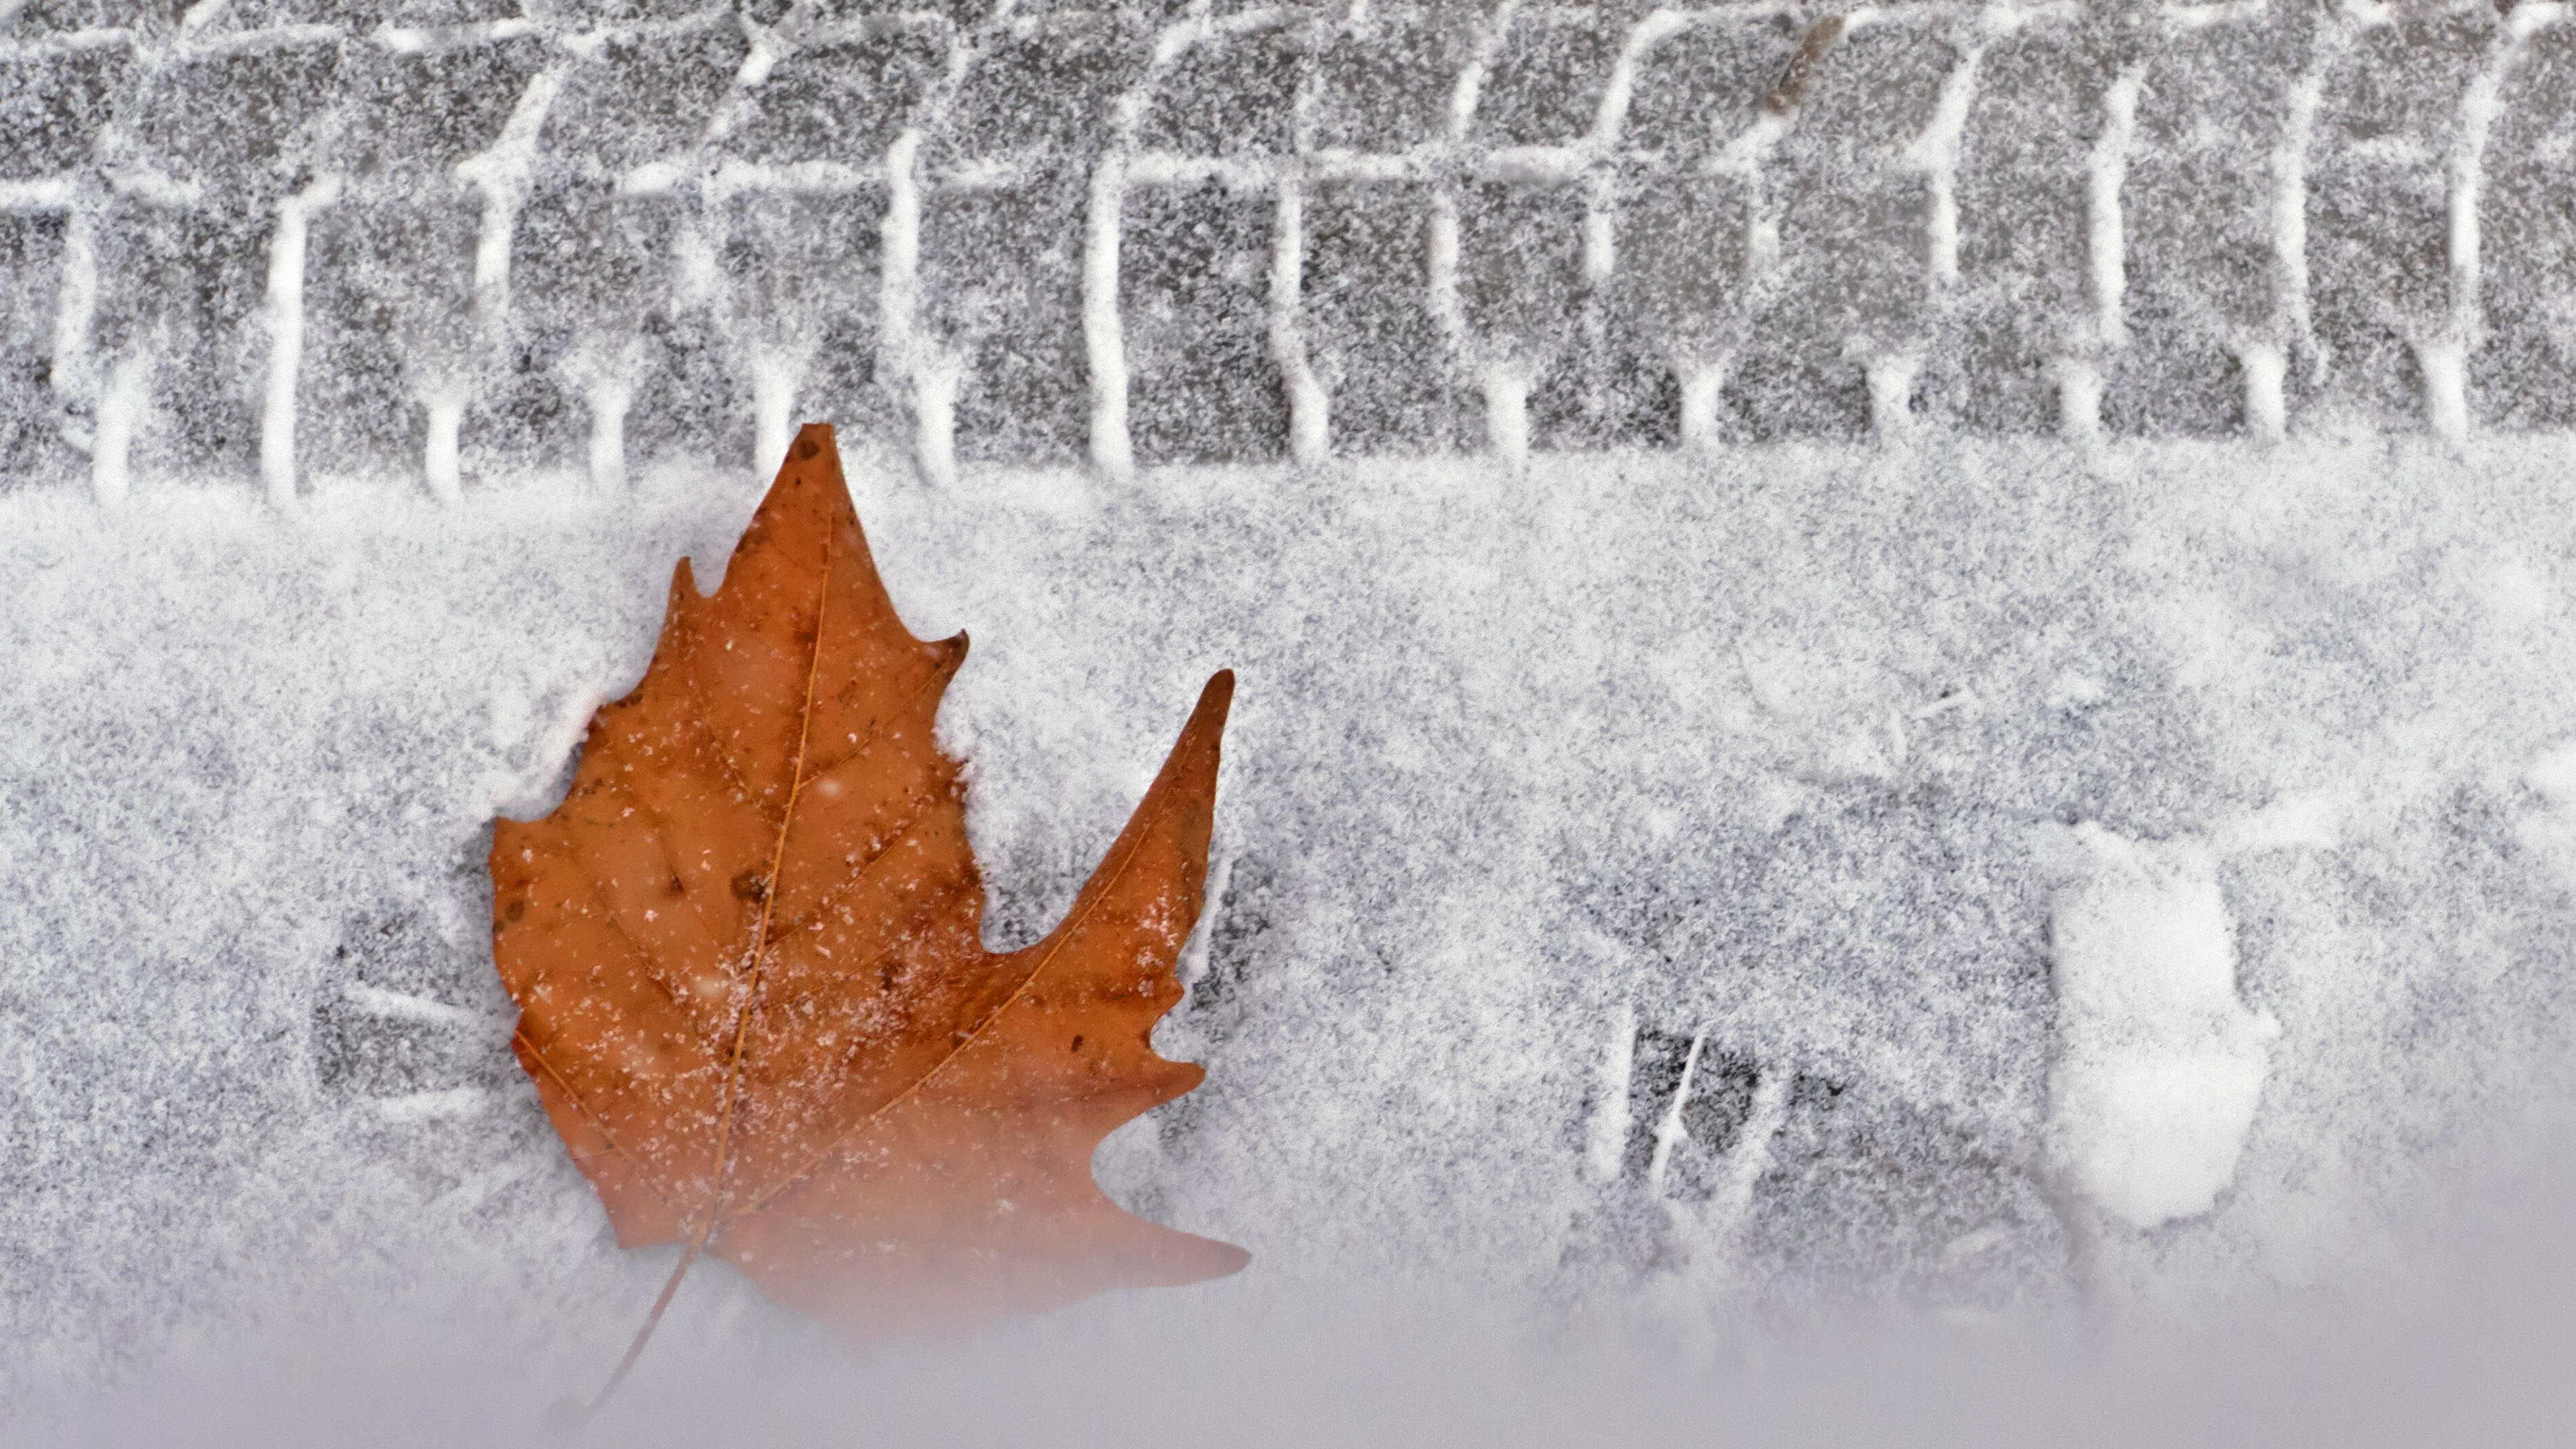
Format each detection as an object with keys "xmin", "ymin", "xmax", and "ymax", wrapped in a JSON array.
[{"xmin": 4, "ymin": 434, "xmax": 2576, "ymax": 1440}]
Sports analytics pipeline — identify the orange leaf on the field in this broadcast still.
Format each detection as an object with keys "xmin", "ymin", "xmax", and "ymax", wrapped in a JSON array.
[{"xmin": 490, "ymin": 424, "xmax": 1246, "ymax": 1369}]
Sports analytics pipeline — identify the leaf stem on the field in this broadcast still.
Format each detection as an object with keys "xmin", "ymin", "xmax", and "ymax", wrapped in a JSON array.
[{"xmin": 582, "ymin": 1221, "xmax": 712, "ymax": 1420}]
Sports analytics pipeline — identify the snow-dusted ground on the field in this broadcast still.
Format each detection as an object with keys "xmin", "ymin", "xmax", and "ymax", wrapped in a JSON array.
[
  {"xmin": 12, "ymin": 0, "xmax": 2576, "ymax": 1440},
  {"xmin": 6, "ymin": 435, "xmax": 2576, "ymax": 1441}
]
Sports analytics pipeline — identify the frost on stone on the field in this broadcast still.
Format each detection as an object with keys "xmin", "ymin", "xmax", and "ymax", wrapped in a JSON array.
[{"xmin": 7, "ymin": 5, "xmax": 2576, "ymax": 495}]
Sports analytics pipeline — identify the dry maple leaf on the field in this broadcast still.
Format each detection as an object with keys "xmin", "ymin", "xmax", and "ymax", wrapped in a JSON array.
[{"xmin": 490, "ymin": 423, "xmax": 1247, "ymax": 1380}]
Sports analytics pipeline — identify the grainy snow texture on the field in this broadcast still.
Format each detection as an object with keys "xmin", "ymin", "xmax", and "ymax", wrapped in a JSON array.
[
  {"xmin": 8, "ymin": 0, "xmax": 2576, "ymax": 1441},
  {"xmin": 9, "ymin": 440, "xmax": 2576, "ymax": 1440}
]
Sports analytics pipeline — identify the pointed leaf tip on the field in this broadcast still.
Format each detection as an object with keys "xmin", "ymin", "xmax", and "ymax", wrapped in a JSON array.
[
  {"xmin": 788, "ymin": 421, "xmax": 835, "ymax": 466},
  {"xmin": 1200, "ymin": 668, "xmax": 1235, "ymax": 715},
  {"xmin": 1185, "ymin": 670, "xmax": 1234, "ymax": 746}
]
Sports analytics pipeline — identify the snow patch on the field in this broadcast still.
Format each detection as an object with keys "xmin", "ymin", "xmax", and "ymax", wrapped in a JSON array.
[
  {"xmin": 2526, "ymin": 741, "xmax": 2576, "ymax": 807},
  {"xmin": 2214, "ymin": 792, "xmax": 2349, "ymax": 854},
  {"xmin": 2044, "ymin": 824, "xmax": 2281, "ymax": 1230}
]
